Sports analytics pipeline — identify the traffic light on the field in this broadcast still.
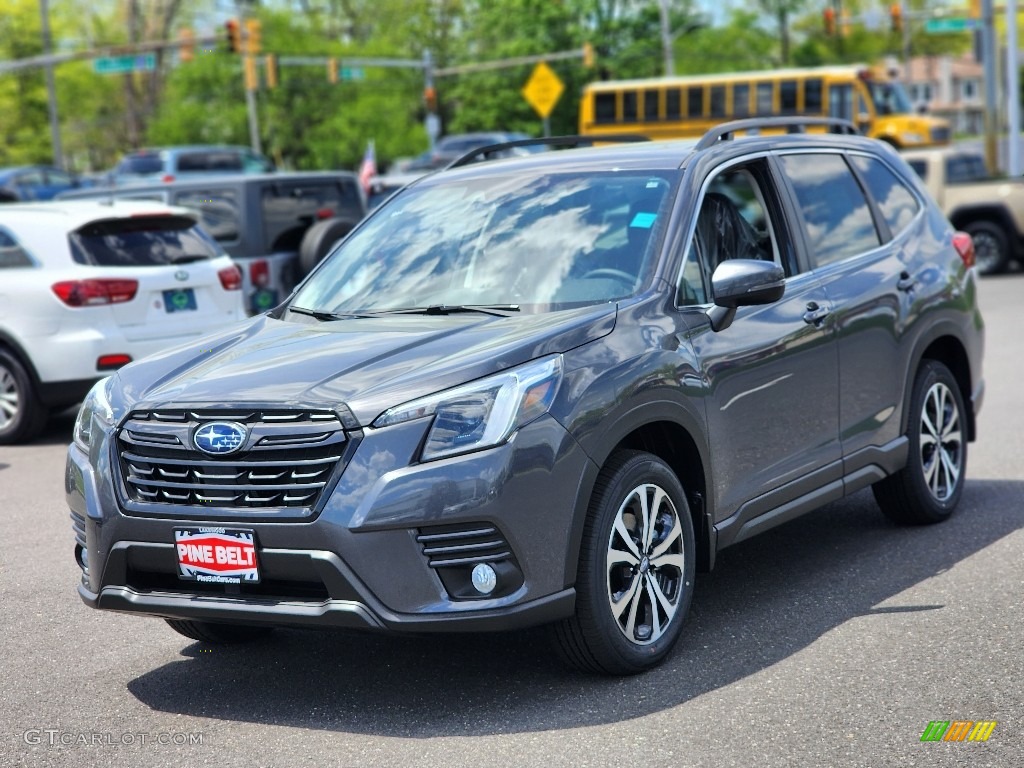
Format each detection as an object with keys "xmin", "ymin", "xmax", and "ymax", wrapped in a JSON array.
[
  {"xmin": 245, "ymin": 19, "xmax": 261, "ymax": 55},
  {"xmin": 265, "ymin": 54, "xmax": 277, "ymax": 89},
  {"xmin": 225, "ymin": 19, "xmax": 241, "ymax": 53},
  {"xmin": 823, "ymin": 8, "xmax": 836, "ymax": 36},
  {"xmin": 582, "ymin": 42, "xmax": 595, "ymax": 68},
  {"xmin": 179, "ymin": 28, "xmax": 195, "ymax": 63},
  {"xmin": 890, "ymin": 4, "xmax": 903, "ymax": 33},
  {"xmin": 423, "ymin": 85, "xmax": 437, "ymax": 112}
]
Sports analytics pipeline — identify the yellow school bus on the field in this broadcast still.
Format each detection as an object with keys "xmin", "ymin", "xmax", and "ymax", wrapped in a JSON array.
[{"xmin": 579, "ymin": 65, "xmax": 950, "ymax": 148}]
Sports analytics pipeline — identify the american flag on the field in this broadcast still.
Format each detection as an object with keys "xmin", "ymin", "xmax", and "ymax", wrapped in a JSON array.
[{"xmin": 358, "ymin": 140, "xmax": 376, "ymax": 195}]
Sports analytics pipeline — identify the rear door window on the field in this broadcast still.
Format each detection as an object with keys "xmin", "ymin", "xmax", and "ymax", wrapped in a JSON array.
[
  {"xmin": 68, "ymin": 215, "xmax": 222, "ymax": 267},
  {"xmin": 261, "ymin": 180, "xmax": 363, "ymax": 251},
  {"xmin": 779, "ymin": 153, "xmax": 881, "ymax": 267}
]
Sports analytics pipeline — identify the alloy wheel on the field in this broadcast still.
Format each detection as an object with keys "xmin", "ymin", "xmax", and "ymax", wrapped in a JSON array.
[
  {"xmin": 0, "ymin": 364, "xmax": 19, "ymax": 431},
  {"xmin": 919, "ymin": 381, "xmax": 963, "ymax": 502},
  {"xmin": 606, "ymin": 483, "xmax": 685, "ymax": 646}
]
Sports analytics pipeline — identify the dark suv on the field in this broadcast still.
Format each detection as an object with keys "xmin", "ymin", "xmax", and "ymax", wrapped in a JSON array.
[
  {"xmin": 58, "ymin": 172, "xmax": 366, "ymax": 314},
  {"xmin": 67, "ymin": 119, "xmax": 984, "ymax": 675}
]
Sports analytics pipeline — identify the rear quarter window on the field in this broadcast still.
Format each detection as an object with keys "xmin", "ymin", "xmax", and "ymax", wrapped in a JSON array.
[
  {"xmin": 68, "ymin": 215, "xmax": 223, "ymax": 267},
  {"xmin": 0, "ymin": 228, "xmax": 34, "ymax": 268}
]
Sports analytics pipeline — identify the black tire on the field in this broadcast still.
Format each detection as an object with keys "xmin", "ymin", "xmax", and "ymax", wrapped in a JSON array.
[
  {"xmin": 0, "ymin": 349, "xmax": 47, "ymax": 445},
  {"xmin": 552, "ymin": 450, "xmax": 696, "ymax": 675},
  {"xmin": 963, "ymin": 220, "xmax": 1010, "ymax": 275},
  {"xmin": 873, "ymin": 360, "xmax": 967, "ymax": 525},
  {"xmin": 298, "ymin": 216, "xmax": 360, "ymax": 277},
  {"xmin": 165, "ymin": 619, "xmax": 273, "ymax": 644}
]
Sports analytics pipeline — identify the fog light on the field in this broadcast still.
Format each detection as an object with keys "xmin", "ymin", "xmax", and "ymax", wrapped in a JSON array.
[{"xmin": 471, "ymin": 563, "xmax": 497, "ymax": 595}]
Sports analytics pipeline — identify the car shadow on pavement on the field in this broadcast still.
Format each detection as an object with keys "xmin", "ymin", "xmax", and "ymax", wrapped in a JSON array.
[{"xmin": 127, "ymin": 479, "xmax": 1023, "ymax": 736}]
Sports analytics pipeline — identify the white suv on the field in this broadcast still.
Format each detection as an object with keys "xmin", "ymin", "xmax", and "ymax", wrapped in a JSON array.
[{"xmin": 0, "ymin": 200, "xmax": 246, "ymax": 443}]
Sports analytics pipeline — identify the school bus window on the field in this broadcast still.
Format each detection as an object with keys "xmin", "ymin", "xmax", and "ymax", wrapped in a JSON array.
[
  {"xmin": 756, "ymin": 82, "xmax": 773, "ymax": 115},
  {"xmin": 623, "ymin": 90, "xmax": 638, "ymax": 121},
  {"xmin": 710, "ymin": 85, "xmax": 726, "ymax": 118},
  {"xmin": 780, "ymin": 80, "xmax": 798, "ymax": 115},
  {"xmin": 687, "ymin": 86, "xmax": 703, "ymax": 118},
  {"xmin": 595, "ymin": 92, "xmax": 616, "ymax": 124},
  {"xmin": 734, "ymin": 83, "xmax": 750, "ymax": 117},
  {"xmin": 644, "ymin": 90, "xmax": 659, "ymax": 121},
  {"xmin": 805, "ymin": 79, "xmax": 823, "ymax": 112},
  {"xmin": 667, "ymin": 89, "xmax": 681, "ymax": 119}
]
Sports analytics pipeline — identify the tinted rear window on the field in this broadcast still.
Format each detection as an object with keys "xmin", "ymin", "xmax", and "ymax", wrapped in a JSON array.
[
  {"xmin": 261, "ymin": 181, "xmax": 363, "ymax": 251},
  {"xmin": 117, "ymin": 153, "xmax": 163, "ymax": 175},
  {"xmin": 177, "ymin": 152, "xmax": 244, "ymax": 173},
  {"xmin": 69, "ymin": 215, "xmax": 222, "ymax": 267}
]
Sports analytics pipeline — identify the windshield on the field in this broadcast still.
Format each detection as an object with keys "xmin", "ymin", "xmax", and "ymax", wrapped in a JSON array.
[
  {"xmin": 291, "ymin": 170, "xmax": 676, "ymax": 314},
  {"xmin": 866, "ymin": 80, "xmax": 912, "ymax": 116}
]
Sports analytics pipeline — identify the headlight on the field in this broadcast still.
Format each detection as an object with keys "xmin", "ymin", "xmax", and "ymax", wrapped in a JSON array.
[
  {"xmin": 373, "ymin": 356, "xmax": 563, "ymax": 461},
  {"xmin": 73, "ymin": 377, "xmax": 114, "ymax": 453}
]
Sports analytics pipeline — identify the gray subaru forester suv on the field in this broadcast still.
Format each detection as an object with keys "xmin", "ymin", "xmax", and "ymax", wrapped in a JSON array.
[{"xmin": 67, "ymin": 118, "xmax": 984, "ymax": 675}]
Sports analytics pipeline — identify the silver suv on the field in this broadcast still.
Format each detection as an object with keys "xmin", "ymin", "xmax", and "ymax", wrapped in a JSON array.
[{"xmin": 67, "ymin": 119, "xmax": 984, "ymax": 675}]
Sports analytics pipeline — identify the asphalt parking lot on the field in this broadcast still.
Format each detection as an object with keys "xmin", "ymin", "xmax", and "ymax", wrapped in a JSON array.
[{"xmin": 1, "ymin": 274, "xmax": 1022, "ymax": 768}]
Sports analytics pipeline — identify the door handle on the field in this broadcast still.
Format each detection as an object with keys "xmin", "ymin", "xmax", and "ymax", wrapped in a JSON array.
[
  {"xmin": 803, "ymin": 301, "xmax": 831, "ymax": 325},
  {"xmin": 897, "ymin": 271, "xmax": 917, "ymax": 292}
]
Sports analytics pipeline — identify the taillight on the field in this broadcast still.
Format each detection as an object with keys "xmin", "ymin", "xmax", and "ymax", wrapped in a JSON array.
[
  {"xmin": 161, "ymin": 174, "xmax": 175, "ymax": 183},
  {"xmin": 97, "ymin": 354, "xmax": 132, "ymax": 370},
  {"xmin": 952, "ymin": 231, "xmax": 975, "ymax": 268},
  {"xmin": 315, "ymin": 207, "xmax": 335, "ymax": 220},
  {"xmin": 52, "ymin": 279, "xmax": 139, "ymax": 307},
  {"xmin": 218, "ymin": 264, "xmax": 243, "ymax": 290},
  {"xmin": 249, "ymin": 259, "xmax": 270, "ymax": 288}
]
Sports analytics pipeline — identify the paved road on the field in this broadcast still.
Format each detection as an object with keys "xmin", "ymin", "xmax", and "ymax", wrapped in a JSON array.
[{"xmin": 2, "ymin": 275, "xmax": 1022, "ymax": 768}]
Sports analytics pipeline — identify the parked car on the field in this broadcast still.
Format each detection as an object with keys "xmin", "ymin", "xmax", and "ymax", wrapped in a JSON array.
[
  {"xmin": 67, "ymin": 119, "xmax": 984, "ymax": 675},
  {"xmin": 0, "ymin": 165, "xmax": 94, "ymax": 201},
  {"xmin": 106, "ymin": 145, "xmax": 276, "ymax": 186},
  {"xmin": 901, "ymin": 145, "xmax": 1024, "ymax": 274},
  {"xmin": 0, "ymin": 199, "xmax": 247, "ymax": 444},
  {"xmin": 57, "ymin": 172, "xmax": 367, "ymax": 314}
]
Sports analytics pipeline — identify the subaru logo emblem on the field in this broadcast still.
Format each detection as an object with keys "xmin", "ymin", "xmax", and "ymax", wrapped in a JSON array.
[
  {"xmin": 193, "ymin": 422, "xmax": 247, "ymax": 455},
  {"xmin": 175, "ymin": 270, "xmax": 189, "ymax": 282}
]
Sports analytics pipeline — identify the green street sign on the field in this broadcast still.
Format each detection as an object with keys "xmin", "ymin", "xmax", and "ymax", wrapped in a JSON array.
[
  {"xmin": 925, "ymin": 17, "xmax": 976, "ymax": 34},
  {"xmin": 340, "ymin": 67, "xmax": 364, "ymax": 81},
  {"xmin": 94, "ymin": 54, "xmax": 157, "ymax": 75}
]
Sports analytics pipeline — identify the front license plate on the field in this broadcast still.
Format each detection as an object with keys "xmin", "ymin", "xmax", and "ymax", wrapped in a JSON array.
[
  {"xmin": 174, "ymin": 527, "xmax": 259, "ymax": 583},
  {"xmin": 163, "ymin": 288, "xmax": 197, "ymax": 313}
]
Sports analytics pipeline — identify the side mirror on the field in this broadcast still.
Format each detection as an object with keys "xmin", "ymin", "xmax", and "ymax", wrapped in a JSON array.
[{"xmin": 706, "ymin": 259, "xmax": 785, "ymax": 332}]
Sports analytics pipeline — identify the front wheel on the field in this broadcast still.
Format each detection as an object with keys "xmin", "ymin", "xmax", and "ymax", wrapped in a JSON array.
[
  {"xmin": 873, "ymin": 360, "xmax": 967, "ymax": 524},
  {"xmin": 552, "ymin": 450, "xmax": 695, "ymax": 675}
]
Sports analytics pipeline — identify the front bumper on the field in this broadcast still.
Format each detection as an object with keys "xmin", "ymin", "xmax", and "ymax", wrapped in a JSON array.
[{"xmin": 67, "ymin": 412, "xmax": 590, "ymax": 632}]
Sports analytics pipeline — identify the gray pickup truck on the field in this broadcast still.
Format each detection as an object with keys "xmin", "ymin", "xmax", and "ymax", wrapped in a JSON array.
[{"xmin": 902, "ymin": 146, "xmax": 1024, "ymax": 274}]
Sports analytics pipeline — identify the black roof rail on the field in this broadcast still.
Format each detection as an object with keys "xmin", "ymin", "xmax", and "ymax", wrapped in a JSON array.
[
  {"xmin": 447, "ymin": 134, "xmax": 650, "ymax": 169},
  {"xmin": 694, "ymin": 117, "xmax": 860, "ymax": 151}
]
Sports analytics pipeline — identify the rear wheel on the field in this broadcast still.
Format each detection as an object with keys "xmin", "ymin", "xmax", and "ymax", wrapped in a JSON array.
[
  {"xmin": 0, "ymin": 349, "xmax": 47, "ymax": 445},
  {"xmin": 964, "ymin": 221, "xmax": 1010, "ymax": 275},
  {"xmin": 552, "ymin": 450, "xmax": 695, "ymax": 675},
  {"xmin": 873, "ymin": 360, "xmax": 966, "ymax": 524},
  {"xmin": 165, "ymin": 619, "xmax": 273, "ymax": 644}
]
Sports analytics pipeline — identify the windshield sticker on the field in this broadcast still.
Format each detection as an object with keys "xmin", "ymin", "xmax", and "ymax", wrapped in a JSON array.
[{"xmin": 630, "ymin": 212, "xmax": 657, "ymax": 229}]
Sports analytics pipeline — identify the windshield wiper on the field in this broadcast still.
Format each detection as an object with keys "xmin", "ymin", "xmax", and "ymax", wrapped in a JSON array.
[
  {"xmin": 378, "ymin": 304, "xmax": 521, "ymax": 317},
  {"xmin": 288, "ymin": 306, "xmax": 383, "ymax": 321}
]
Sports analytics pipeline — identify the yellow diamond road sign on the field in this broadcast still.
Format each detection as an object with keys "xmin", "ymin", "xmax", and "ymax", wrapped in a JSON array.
[{"xmin": 522, "ymin": 62, "xmax": 564, "ymax": 119}]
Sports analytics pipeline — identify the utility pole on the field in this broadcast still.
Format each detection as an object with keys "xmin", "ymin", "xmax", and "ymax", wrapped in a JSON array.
[
  {"xmin": 39, "ymin": 0, "xmax": 63, "ymax": 168},
  {"xmin": 982, "ymin": 0, "xmax": 999, "ymax": 173},
  {"xmin": 1007, "ymin": 0, "xmax": 1020, "ymax": 176},
  {"xmin": 658, "ymin": 0, "xmax": 673, "ymax": 76}
]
